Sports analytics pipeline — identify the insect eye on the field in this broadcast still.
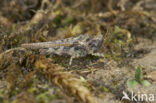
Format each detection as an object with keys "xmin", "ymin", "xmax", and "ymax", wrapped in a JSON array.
[{"xmin": 89, "ymin": 40, "xmax": 98, "ymax": 46}]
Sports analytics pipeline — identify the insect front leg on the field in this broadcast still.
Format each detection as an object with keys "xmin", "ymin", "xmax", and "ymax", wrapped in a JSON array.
[
  {"xmin": 69, "ymin": 56, "xmax": 74, "ymax": 65},
  {"xmin": 69, "ymin": 53, "xmax": 82, "ymax": 65}
]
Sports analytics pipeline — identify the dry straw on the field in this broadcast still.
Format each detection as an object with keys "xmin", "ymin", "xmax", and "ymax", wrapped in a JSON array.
[{"xmin": 35, "ymin": 58, "xmax": 97, "ymax": 103}]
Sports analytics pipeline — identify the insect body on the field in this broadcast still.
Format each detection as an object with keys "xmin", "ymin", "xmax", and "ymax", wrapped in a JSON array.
[{"xmin": 21, "ymin": 34, "xmax": 104, "ymax": 65}]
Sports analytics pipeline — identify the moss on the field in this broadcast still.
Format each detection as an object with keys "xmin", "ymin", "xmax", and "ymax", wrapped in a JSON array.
[
  {"xmin": 103, "ymin": 26, "xmax": 134, "ymax": 62},
  {"xmin": 0, "ymin": 0, "xmax": 156, "ymax": 102}
]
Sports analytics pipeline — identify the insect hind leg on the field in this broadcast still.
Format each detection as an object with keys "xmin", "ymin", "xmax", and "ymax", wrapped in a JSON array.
[{"xmin": 90, "ymin": 52, "xmax": 105, "ymax": 58}]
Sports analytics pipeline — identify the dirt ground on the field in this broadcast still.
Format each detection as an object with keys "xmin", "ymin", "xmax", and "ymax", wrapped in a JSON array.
[{"xmin": 0, "ymin": 0, "xmax": 156, "ymax": 103}]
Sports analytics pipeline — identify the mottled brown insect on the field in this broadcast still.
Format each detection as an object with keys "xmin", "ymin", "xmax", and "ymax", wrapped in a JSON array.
[{"xmin": 21, "ymin": 34, "xmax": 104, "ymax": 65}]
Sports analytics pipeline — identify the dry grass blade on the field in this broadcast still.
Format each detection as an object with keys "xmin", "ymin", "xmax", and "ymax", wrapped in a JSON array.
[
  {"xmin": 35, "ymin": 58, "xmax": 97, "ymax": 103},
  {"xmin": 0, "ymin": 47, "xmax": 26, "ymax": 60}
]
